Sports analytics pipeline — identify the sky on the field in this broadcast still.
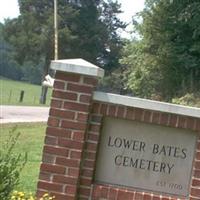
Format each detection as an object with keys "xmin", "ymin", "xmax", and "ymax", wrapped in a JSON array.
[{"xmin": 0, "ymin": 0, "xmax": 145, "ymax": 37}]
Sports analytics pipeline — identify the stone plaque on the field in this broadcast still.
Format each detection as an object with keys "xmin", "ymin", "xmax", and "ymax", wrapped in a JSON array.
[{"xmin": 95, "ymin": 117, "xmax": 197, "ymax": 197}]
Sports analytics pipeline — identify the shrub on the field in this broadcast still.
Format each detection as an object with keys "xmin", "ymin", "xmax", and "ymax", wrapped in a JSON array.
[
  {"xmin": 0, "ymin": 127, "xmax": 27, "ymax": 200},
  {"xmin": 172, "ymin": 93, "xmax": 200, "ymax": 107}
]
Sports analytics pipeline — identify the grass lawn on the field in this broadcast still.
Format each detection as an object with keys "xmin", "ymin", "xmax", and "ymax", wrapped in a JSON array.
[
  {"xmin": 0, "ymin": 77, "xmax": 52, "ymax": 106},
  {"xmin": 0, "ymin": 123, "xmax": 46, "ymax": 193}
]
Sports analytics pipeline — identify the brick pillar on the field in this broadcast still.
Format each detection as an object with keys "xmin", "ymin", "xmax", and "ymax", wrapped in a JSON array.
[{"xmin": 37, "ymin": 59, "xmax": 104, "ymax": 200}]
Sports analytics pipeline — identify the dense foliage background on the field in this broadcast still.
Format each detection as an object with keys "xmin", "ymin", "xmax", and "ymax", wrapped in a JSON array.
[
  {"xmin": 1, "ymin": 0, "xmax": 200, "ymax": 106},
  {"xmin": 121, "ymin": 0, "xmax": 200, "ymax": 103}
]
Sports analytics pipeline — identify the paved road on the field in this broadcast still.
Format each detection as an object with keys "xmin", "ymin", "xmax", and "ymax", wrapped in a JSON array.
[{"xmin": 0, "ymin": 105, "xmax": 49, "ymax": 124}]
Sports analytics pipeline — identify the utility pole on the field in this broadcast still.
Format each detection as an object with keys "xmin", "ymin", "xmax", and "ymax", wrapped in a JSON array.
[{"xmin": 54, "ymin": 0, "xmax": 58, "ymax": 60}]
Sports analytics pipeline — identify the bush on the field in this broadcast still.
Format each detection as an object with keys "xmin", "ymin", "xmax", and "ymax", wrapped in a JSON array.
[
  {"xmin": 0, "ymin": 127, "xmax": 27, "ymax": 200},
  {"xmin": 172, "ymin": 93, "xmax": 200, "ymax": 107}
]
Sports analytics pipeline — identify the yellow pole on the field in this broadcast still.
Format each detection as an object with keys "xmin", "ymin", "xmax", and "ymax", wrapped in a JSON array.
[{"xmin": 54, "ymin": 0, "xmax": 58, "ymax": 60}]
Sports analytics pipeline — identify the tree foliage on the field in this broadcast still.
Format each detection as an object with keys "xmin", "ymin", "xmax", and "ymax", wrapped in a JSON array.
[
  {"xmin": 2, "ymin": 0, "xmax": 126, "ymax": 84},
  {"xmin": 121, "ymin": 0, "xmax": 200, "ymax": 100},
  {"xmin": 0, "ymin": 128, "xmax": 27, "ymax": 200},
  {"xmin": 0, "ymin": 23, "xmax": 22, "ymax": 80}
]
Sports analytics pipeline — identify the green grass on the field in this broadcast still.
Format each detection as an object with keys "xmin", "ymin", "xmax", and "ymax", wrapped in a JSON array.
[
  {"xmin": 0, "ymin": 77, "xmax": 52, "ymax": 106},
  {"xmin": 0, "ymin": 123, "xmax": 46, "ymax": 193}
]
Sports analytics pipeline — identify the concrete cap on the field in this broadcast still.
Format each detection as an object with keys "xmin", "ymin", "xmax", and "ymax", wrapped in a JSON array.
[
  {"xmin": 93, "ymin": 91, "xmax": 200, "ymax": 118},
  {"xmin": 50, "ymin": 58, "xmax": 104, "ymax": 78}
]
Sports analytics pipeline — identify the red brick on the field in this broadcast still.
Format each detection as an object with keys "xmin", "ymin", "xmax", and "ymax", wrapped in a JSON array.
[
  {"xmin": 92, "ymin": 103, "xmax": 101, "ymax": 114},
  {"xmin": 197, "ymin": 141, "xmax": 200, "ymax": 150},
  {"xmin": 117, "ymin": 190, "xmax": 133, "ymax": 200},
  {"xmin": 68, "ymin": 168, "xmax": 79, "ymax": 177},
  {"xmin": 80, "ymin": 177, "xmax": 92, "ymax": 186},
  {"xmin": 78, "ymin": 196, "xmax": 88, "ymax": 200},
  {"xmin": 39, "ymin": 172, "xmax": 51, "ymax": 181},
  {"xmin": 196, "ymin": 119, "xmax": 200, "ymax": 131},
  {"xmin": 92, "ymin": 185, "xmax": 101, "ymax": 198},
  {"xmin": 100, "ymin": 104, "xmax": 108, "ymax": 115},
  {"xmin": 89, "ymin": 124, "xmax": 101, "ymax": 132},
  {"xmin": 61, "ymin": 120, "xmax": 87, "ymax": 130},
  {"xmin": 65, "ymin": 185, "xmax": 77, "ymax": 194},
  {"xmin": 42, "ymin": 153, "xmax": 55, "ymax": 164},
  {"xmin": 80, "ymin": 94, "xmax": 91, "ymax": 103},
  {"xmin": 64, "ymin": 101, "xmax": 89, "ymax": 112},
  {"xmin": 51, "ymin": 192, "xmax": 75, "ymax": 200},
  {"xmin": 36, "ymin": 190, "xmax": 46, "ymax": 199},
  {"xmin": 40, "ymin": 163, "xmax": 66, "ymax": 174},
  {"xmin": 44, "ymin": 145, "xmax": 69, "ymax": 157},
  {"xmin": 178, "ymin": 116, "xmax": 187, "ymax": 129},
  {"xmin": 191, "ymin": 188, "xmax": 200, "ymax": 197},
  {"xmin": 189, "ymin": 197, "xmax": 200, "ymax": 200},
  {"xmin": 161, "ymin": 197, "xmax": 170, "ymax": 200},
  {"xmin": 84, "ymin": 151, "xmax": 96, "ymax": 160},
  {"xmin": 47, "ymin": 127, "xmax": 72, "ymax": 138},
  {"xmin": 77, "ymin": 112, "xmax": 89, "ymax": 122},
  {"xmin": 83, "ymin": 160, "xmax": 95, "ymax": 168},
  {"xmin": 54, "ymin": 80, "xmax": 65, "ymax": 90},
  {"xmin": 134, "ymin": 192, "xmax": 144, "ymax": 200},
  {"xmin": 53, "ymin": 175, "xmax": 78, "ymax": 185},
  {"xmin": 101, "ymin": 186, "xmax": 109, "ymax": 198},
  {"xmin": 126, "ymin": 108, "xmax": 134, "ymax": 120},
  {"xmin": 160, "ymin": 113, "xmax": 169, "ymax": 125},
  {"xmin": 38, "ymin": 181, "xmax": 63, "ymax": 192},
  {"xmin": 196, "ymin": 151, "xmax": 200, "ymax": 160},
  {"xmin": 47, "ymin": 117, "xmax": 60, "ymax": 127},
  {"xmin": 152, "ymin": 196, "xmax": 160, "ymax": 200},
  {"xmin": 152, "ymin": 112, "xmax": 160, "ymax": 124},
  {"xmin": 108, "ymin": 105, "xmax": 117, "ymax": 116},
  {"xmin": 50, "ymin": 99, "xmax": 62, "ymax": 109},
  {"xmin": 84, "ymin": 77, "xmax": 98, "ymax": 85},
  {"xmin": 53, "ymin": 90, "xmax": 77, "ymax": 100},
  {"xmin": 108, "ymin": 188, "xmax": 118, "ymax": 200},
  {"xmin": 135, "ymin": 108, "xmax": 144, "ymax": 121},
  {"xmin": 194, "ymin": 169, "xmax": 200, "ymax": 178},
  {"xmin": 91, "ymin": 115, "xmax": 102, "ymax": 123},
  {"xmin": 143, "ymin": 193, "xmax": 152, "ymax": 200},
  {"xmin": 186, "ymin": 117, "xmax": 196, "ymax": 130},
  {"xmin": 117, "ymin": 106, "xmax": 125, "ymax": 118},
  {"xmin": 55, "ymin": 71, "xmax": 80, "ymax": 82},
  {"xmin": 81, "ymin": 169, "xmax": 93, "ymax": 177},
  {"xmin": 50, "ymin": 108, "xmax": 75, "ymax": 120},
  {"xmin": 58, "ymin": 138, "xmax": 83, "ymax": 150},
  {"xmin": 73, "ymin": 131, "xmax": 85, "ymax": 141},
  {"xmin": 67, "ymin": 82, "xmax": 93, "ymax": 94},
  {"xmin": 195, "ymin": 161, "xmax": 200, "ymax": 169},
  {"xmin": 169, "ymin": 114, "xmax": 178, "ymax": 127},
  {"xmin": 86, "ymin": 142, "xmax": 97, "ymax": 151},
  {"xmin": 192, "ymin": 178, "xmax": 200, "ymax": 186},
  {"xmin": 79, "ymin": 187, "xmax": 91, "ymax": 196},
  {"xmin": 70, "ymin": 150, "xmax": 82, "ymax": 159},
  {"xmin": 88, "ymin": 133, "xmax": 99, "ymax": 142},
  {"xmin": 144, "ymin": 110, "xmax": 152, "ymax": 123},
  {"xmin": 45, "ymin": 136, "xmax": 57, "ymax": 145},
  {"xmin": 56, "ymin": 157, "xmax": 80, "ymax": 167}
]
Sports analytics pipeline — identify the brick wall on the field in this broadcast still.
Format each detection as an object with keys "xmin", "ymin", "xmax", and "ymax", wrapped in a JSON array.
[
  {"xmin": 78, "ymin": 102, "xmax": 200, "ymax": 200},
  {"xmin": 37, "ymin": 71, "xmax": 98, "ymax": 200},
  {"xmin": 37, "ymin": 66, "xmax": 200, "ymax": 200}
]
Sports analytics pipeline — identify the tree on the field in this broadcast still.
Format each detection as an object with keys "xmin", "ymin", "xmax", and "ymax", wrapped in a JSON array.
[
  {"xmin": 0, "ymin": 23, "xmax": 22, "ymax": 80},
  {"xmin": 3, "ymin": 0, "xmax": 78, "ymax": 103},
  {"xmin": 121, "ymin": 0, "xmax": 200, "ymax": 100},
  {"xmin": 3, "ymin": 0, "xmax": 126, "ymax": 103}
]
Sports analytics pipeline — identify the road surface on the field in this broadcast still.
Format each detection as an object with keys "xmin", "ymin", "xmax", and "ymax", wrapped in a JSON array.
[{"xmin": 0, "ymin": 105, "xmax": 49, "ymax": 124}]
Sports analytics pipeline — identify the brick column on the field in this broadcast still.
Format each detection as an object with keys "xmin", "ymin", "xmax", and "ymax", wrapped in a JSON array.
[{"xmin": 37, "ymin": 59, "xmax": 104, "ymax": 200}]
